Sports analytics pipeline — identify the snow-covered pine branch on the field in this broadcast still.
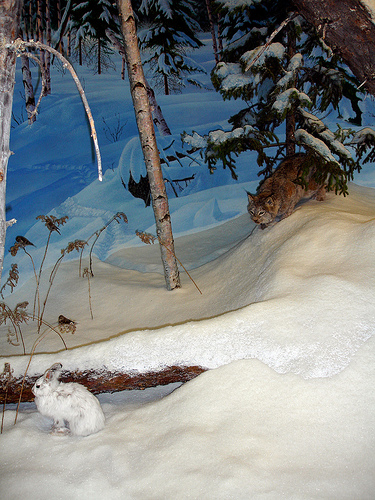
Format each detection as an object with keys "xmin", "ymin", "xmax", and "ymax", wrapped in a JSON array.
[{"xmin": 188, "ymin": 0, "xmax": 375, "ymax": 193}]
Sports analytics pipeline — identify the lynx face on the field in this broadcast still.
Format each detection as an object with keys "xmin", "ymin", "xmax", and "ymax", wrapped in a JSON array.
[{"xmin": 247, "ymin": 194, "xmax": 278, "ymax": 227}]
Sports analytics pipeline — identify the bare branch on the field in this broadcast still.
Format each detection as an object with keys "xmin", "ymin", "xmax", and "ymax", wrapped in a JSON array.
[
  {"xmin": 244, "ymin": 12, "xmax": 298, "ymax": 72},
  {"xmin": 9, "ymin": 39, "xmax": 102, "ymax": 181}
]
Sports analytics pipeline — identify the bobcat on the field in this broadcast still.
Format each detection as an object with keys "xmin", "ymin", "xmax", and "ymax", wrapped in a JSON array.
[{"xmin": 247, "ymin": 154, "xmax": 326, "ymax": 229}]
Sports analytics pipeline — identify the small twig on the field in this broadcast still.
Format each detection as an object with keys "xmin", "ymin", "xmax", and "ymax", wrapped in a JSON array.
[
  {"xmin": 79, "ymin": 212, "xmax": 127, "ymax": 277},
  {"xmin": 357, "ymin": 79, "xmax": 367, "ymax": 90},
  {"xmin": 245, "ymin": 12, "xmax": 298, "ymax": 72}
]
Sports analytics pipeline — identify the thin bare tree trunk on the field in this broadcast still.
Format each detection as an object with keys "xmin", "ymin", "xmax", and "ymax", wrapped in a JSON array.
[
  {"xmin": 21, "ymin": 53, "xmax": 36, "ymax": 123},
  {"xmin": 117, "ymin": 0, "xmax": 180, "ymax": 291},
  {"xmin": 36, "ymin": 0, "xmax": 46, "ymax": 95},
  {"xmin": 163, "ymin": 73, "xmax": 169, "ymax": 95},
  {"xmin": 0, "ymin": 0, "xmax": 22, "ymax": 282},
  {"xmin": 56, "ymin": 0, "xmax": 64, "ymax": 54},
  {"xmin": 67, "ymin": 30, "xmax": 71, "ymax": 57},
  {"xmin": 205, "ymin": 0, "xmax": 219, "ymax": 64},
  {"xmin": 146, "ymin": 85, "xmax": 172, "ymax": 136},
  {"xmin": 98, "ymin": 37, "xmax": 101, "ymax": 75},
  {"xmin": 45, "ymin": 0, "xmax": 51, "ymax": 94},
  {"xmin": 217, "ymin": 12, "xmax": 223, "ymax": 57},
  {"xmin": 78, "ymin": 37, "xmax": 82, "ymax": 66},
  {"xmin": 19, "ymin": 27, "xmax": 36, "ymax": 124},
  {"xmin": 28, "ymin": 0, "xmax": 34, "ymax": 41}
]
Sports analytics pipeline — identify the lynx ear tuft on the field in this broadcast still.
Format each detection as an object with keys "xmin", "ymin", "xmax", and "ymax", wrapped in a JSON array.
[{"xmin": 265, "ymin": 196, "xmax": 274, "ymax": 206}]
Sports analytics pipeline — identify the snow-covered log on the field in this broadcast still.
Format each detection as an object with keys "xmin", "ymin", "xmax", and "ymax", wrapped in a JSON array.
[
  {"xmin": 293, "ymin": 0, "xmax": 375, "ymax": 96},
  {"xmin": 0, "ymin": 364, "xmax": 206, "ymax": 404}
]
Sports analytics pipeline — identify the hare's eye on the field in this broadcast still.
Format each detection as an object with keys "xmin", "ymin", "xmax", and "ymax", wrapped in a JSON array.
[{"xmin": 36, "ymin": 384, "xmax": 40, "ymax": 388}]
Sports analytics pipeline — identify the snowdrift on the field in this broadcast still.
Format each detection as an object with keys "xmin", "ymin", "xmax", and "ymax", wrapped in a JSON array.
[{"xmin": 1, "ymin": 183, "xmax": 374, "ymax": 386}]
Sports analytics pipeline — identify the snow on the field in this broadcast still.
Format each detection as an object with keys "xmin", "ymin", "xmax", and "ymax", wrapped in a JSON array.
[
  {"xmin": 1, "ymin": 35, "xmax": 375, "ymax": 499},
  {"xmin": 242, "ymin": 42, "xmax": 286, "ymax": 71},
  {"xmin": 272, "ymin": 88, "xmax": 311, "ymax": 114},
  {"xmin": 294, "ymin": 129, "xmax": 338, "ymax": 163}
]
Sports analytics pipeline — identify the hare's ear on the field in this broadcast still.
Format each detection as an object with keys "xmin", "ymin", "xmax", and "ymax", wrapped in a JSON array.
[
  {"xmin": 44, "ymin": 362, "xmax": 62, "ymax": 381},
  {"xmin": 50, "ymin": 362, "xmax": 63, "ymax": 372}
]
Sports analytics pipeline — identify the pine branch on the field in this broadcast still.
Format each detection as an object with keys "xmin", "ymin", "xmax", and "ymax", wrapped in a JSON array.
[{"xmin": 244, "ymin": 12, "xmax": 298, "ymax": 72}]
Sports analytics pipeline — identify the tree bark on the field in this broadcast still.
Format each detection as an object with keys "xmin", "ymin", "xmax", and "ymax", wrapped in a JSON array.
[
  {"xmin": 19, "ymin": 27, "xmax": 36, "ymax": 124},
  {"xmin": 98, "ymin": 36, "xmax": 101, "ymax": 75},
  {"xmin": 21, "ymin": 53, "xmax": 36, "ymax": 123},
  {"xmin": 116, "ymin": 0, "xmax": 180, "ymax": 291},
  {"xmin": 0, "ymin": 364, "xmax": 206, "ymax": 403},
  {"xmin": 0, "ymin": 0, "xmax": 21, "ymax": 283},
  {"xmin": 292, "ymin": 0, "xmax": 375, "ymax": 96},
  {"xmin": 205, "ymin": 0, "xmax": 219, "ymax": 64},
  {"xmin": 163, "ymin": 73, "xmax": 169, "ymax": 95},
  {"xmin": 36, "ymin": 0, "xmax": 46, "ymax": 95},
  {"xmin": 44, "ymin": 0, "xmax": 51, "ymax": 95}
]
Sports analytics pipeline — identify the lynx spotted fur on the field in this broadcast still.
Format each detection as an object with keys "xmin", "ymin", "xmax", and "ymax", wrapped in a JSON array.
[{"xmin": 247, "ymin": 154, "xmax": 326, "ymax": 229}]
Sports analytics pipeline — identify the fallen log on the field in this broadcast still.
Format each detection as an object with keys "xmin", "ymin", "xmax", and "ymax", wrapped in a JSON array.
[{"xmin": 0, "ymin": 364, "xmax": 207, "ymax": 404}]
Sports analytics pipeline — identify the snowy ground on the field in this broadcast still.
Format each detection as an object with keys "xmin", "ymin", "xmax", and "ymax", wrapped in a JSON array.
[{"xmin": 1, "ymin": 35, "xmax": 375, "ymax": 499}]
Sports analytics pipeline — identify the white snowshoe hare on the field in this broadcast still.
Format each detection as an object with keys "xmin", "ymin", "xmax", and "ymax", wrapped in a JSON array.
[{"xmin": 32, "ymin": 362, "xmax": 105, "ymax": 436}]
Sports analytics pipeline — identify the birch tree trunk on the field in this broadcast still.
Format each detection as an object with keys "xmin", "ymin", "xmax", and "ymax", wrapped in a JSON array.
[
  {"xmin": 19, "ymin": 27, "xmax": 36, "ymax": 124},
  {"xmin": 116, "ymin": 0, "xmax": 180, "ymax": 291},
  {"xmin": 0, "ymin": 0, "xmax": 21, "ymax": 282},
  {"xmin": 21, "ymin": 53, "xmax": 36, "ymax": 123}
]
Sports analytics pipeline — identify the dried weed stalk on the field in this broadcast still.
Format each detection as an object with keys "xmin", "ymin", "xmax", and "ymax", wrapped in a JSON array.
[
  {"xmin": 14, "ymin": 318, "xmax": 68, "ymax": 425},
  {"xmin": 0, "ymin": 301, "xmax": 29, "ymax": 354},
  {"xmin": 79, "ymin": 211, "xmax": 128, "ymax": 277},
  {"xmin": 0, "ymin": 264, "xmax": 19, "ymax": 298},
  {"xmin": 39, "ymin": 239, "xmax": 87, "ymax": 329}
]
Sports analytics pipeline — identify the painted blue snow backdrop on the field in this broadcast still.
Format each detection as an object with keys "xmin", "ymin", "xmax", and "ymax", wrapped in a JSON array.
[{"xmin": 1, "ymin": 35, "xmax": 375, "ymax": 499}]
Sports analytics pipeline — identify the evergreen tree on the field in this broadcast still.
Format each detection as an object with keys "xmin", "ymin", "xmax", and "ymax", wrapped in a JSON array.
[
  {"xmin": 68, "ymin": 0, "xmax": 119, "ymax": 74},
  {"xmin": 138, "ymin": 0, "xmax": 205, "ymax": 94},
  {"xmin": 183, "ymin": 0, "xmax": 375, "ymax": 194}
]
